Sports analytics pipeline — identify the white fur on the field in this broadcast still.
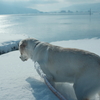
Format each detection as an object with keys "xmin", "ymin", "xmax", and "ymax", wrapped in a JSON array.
[{"xmin": 19, "ymin": 38, "xmax": 100, "ymax": 100}]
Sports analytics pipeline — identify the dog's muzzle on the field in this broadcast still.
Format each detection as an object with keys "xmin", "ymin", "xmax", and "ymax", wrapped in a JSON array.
[{"xmin": 20, "ymin": 56, "xmax": 28, "ymax": 61}]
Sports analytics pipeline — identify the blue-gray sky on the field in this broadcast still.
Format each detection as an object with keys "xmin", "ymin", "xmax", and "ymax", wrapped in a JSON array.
[{"xmin": 1, "ymin": 0, "xmax": 100, "ymax": 12}]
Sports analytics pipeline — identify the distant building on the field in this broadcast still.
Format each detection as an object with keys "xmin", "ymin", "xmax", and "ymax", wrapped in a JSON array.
[
  {"xmin": 88, "ymin": 9, "xmax": 91, "ymax": 15},
  {"xmin": 60, "ymin": 10, "xmax": 66, "ymax": 13},
  {"xmin": 68, "ymin": 10, "xmax": 73, "ymax": 13}
]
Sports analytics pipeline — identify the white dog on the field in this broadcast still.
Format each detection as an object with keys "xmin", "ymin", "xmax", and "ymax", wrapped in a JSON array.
[{"xmin": 19, "ymin": 38, "xmax": 100, "ymax": 100}]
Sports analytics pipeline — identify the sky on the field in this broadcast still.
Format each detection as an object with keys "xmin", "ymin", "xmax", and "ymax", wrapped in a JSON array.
[{"xmin": 1, "ymin": 0, "xmax": 100, "ymax": 12}]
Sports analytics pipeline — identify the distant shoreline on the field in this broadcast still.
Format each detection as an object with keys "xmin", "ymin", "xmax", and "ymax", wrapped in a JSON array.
[{"xmin": 0, "ymin": 12, "xmax": 99, "ymax": 16}]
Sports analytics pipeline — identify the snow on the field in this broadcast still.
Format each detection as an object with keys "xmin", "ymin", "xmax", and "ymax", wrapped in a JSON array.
[
  {"xmin": 0, "ymin": 51, "xmax": 58, "ymax": 100},
  {"xmin": 51, "ymin": 38, "xmax": 100, "ymax": 56},
  {"xmin": 0, "ymin": 34, "xmax": 100, "ymax": 100},
  {"xmin": 0, "ymin": 33, "xmax": 27, "ymax": 54}
]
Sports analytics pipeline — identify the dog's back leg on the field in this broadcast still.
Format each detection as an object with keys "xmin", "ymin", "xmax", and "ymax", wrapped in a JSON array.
[{"xmin": 73, "ymin": 69, "xmax": 100, "ymax": 100}]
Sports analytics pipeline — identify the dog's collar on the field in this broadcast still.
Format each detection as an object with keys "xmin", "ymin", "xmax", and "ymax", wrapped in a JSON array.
[{"xmin": 34, "ymin": 42, "xmax": 40, "ymax": 49}]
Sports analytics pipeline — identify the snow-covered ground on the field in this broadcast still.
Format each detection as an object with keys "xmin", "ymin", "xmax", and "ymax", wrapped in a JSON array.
[
  {"xmin": 0, "ymin": 34, "xmax": 100, "ymax": 100},
  {"xmin": 0, "ymin": 51, "xmax": 60, "ymax": 100}
]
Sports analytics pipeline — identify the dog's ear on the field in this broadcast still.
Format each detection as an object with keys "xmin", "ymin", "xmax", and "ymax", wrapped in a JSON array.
[{"xmin": 20, "ymin": 40, "xmax": 27, "ymax": 48}]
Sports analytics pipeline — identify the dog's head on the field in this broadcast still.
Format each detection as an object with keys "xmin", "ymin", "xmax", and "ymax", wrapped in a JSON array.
[
  {"xmin": 19, "ymin": 39, "xmax": 29, "ymax": 61},
  {"xmin": 19, "ymin": 38, "xmax": 40, "ymax": 61}
]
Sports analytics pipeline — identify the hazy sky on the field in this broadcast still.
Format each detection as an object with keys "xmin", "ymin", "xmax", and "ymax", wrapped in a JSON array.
[{"xmin": 1, "ymin": 0, "xmax": 100, "ymax": 12}]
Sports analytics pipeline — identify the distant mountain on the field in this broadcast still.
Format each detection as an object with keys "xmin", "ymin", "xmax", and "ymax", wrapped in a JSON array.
[
  {"xmin": 0, "ymin": 2, "xmax": 41, "ymax": 14},
  {"xmin": 62, "ymin": 3, "xmax": 100, "ymax": 12}
]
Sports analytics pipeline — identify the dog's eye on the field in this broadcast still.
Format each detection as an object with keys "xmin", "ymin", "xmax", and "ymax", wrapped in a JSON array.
[{"xmin": 20, "ymin": 44, "xmax": 26, "ymax": 48}]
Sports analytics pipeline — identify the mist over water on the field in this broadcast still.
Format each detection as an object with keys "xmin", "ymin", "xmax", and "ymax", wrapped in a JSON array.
[{"xmin": 0, "ymin": 14, "xmax": 100, "ymax": 42}]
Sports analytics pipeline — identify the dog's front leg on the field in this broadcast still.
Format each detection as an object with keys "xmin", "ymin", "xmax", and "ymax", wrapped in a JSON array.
[{"xmin": 34, "ymin": 62, "xmax": 55, "ymax": 86}]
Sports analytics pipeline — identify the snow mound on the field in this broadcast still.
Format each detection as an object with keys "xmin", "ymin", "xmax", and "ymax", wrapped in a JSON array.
[
  {"xmin": 0, "ymin": 33, "xmax": 27, "ymax": 54},
  {"xmin": 0, "ymin": 40, "xmax": 20, "ymax": 54}
]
